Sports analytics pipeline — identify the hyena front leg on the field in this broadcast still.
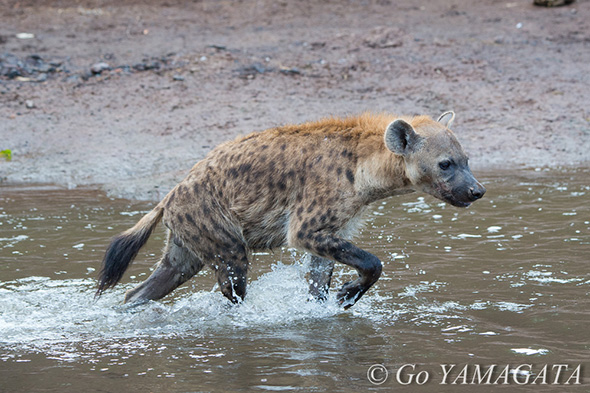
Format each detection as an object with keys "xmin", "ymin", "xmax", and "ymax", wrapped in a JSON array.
[
  {"xmin": 299, "ymin": 233, "xmax": 382, "ymax": 309},
  {"xmin": 125, "ymin": 233, "xmax": 204, "ymax": 304},
  {"xmin": 308, "ymin": 255, "xmax": 335, "ymax": 302}
]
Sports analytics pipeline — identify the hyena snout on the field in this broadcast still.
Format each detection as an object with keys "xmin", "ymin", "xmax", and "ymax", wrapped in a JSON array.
[
  {"xmin": 468, "ymin": 181, "xmax": 486, "ymax": 202},
  {"xmin": 456, "ymin": 175, "xmax": 486, "ymax": 206},
  {"xmin": 444, "ymin": 170, "xmax": 486, "ymax": 207}
]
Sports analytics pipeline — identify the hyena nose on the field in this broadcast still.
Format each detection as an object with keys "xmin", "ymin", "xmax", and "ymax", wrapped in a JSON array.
[{"xmin": 469, "ymin": 184, "xmax": 486, "ymax": 201}]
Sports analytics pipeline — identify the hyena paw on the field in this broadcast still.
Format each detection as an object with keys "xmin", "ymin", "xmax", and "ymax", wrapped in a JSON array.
[{"xmin": 336, "ymin": 279, "xmax": 365, "ymax": 309}]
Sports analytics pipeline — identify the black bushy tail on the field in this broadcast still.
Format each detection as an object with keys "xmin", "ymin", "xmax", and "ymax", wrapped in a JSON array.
[{"xmin": 96, "ymin": 206, "xmax": 164, "ymax": 297}]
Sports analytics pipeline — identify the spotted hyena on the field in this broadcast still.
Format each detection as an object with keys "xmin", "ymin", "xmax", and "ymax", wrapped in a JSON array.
[{"xmin": 96, "ymin": 112, "xmax": 485, "ymax": 308}]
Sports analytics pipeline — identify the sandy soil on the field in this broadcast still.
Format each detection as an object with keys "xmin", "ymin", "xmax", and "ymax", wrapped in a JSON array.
[{"xmin": 1, "ymin": 0, "xmax": 588, "ymax": 200}]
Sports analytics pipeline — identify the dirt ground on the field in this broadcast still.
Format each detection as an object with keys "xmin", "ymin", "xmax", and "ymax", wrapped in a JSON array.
[{"xmin": 1, "ymin": 0, "xmax": 588, "ymax": 200}]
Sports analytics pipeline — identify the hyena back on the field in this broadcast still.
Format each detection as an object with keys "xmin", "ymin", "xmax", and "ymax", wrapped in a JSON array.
[{"xmin": 97, "ymin": 112, "xmax": 485, "ymax": 308}]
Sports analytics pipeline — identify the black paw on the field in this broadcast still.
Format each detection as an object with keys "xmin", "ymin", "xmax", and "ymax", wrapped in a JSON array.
[{"xmin": 336, "ymin": 279, "xmax": 365, "ymax": 309}]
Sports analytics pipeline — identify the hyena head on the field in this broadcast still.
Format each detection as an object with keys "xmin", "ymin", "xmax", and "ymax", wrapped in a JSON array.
[{"xmin": 384, "ymin": 111, "xmax": 486, "ymax": 207}]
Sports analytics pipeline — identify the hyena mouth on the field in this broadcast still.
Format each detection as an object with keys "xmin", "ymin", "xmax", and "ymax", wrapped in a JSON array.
[
  {"xmin": 438, "ymin": 186, "xmax": 472, "ymax": 208},
  {"xmin": 450, "ymin": 199, "xmax": 472, "ymax": 208}
]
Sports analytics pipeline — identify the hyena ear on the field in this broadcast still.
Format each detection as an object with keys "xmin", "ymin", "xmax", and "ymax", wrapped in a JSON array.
[
  {"xmin": 437, "ymin": 111, "xmax": 455, "ymax": 128},
  {"xmin": 384, "ymin": 119, "xmax": 423, "ymax": 156}
]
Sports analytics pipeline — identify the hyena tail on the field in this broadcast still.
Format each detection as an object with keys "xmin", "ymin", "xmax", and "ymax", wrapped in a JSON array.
[{"xmin": 96, "ymin": 205, "xmax": 164, "ymax": 297}]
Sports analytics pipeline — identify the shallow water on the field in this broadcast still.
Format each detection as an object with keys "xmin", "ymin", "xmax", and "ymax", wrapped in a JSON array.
[{"xmin": 1, "ymin": 168, "xmax": 589, "ymax": 392}]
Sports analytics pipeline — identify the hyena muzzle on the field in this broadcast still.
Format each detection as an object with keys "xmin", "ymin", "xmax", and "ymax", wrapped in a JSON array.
[{"xmin": 96, "ymin": 112, "xmax": 485, "ymax": 309}]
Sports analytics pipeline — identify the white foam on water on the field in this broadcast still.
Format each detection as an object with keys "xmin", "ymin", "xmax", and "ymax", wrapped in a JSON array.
[
  {"xmin": 479, "ymin": 331, "xmax": 499, "ymax": 336},
  {"xmin": 455, "ymin": 233, "xmax": 482, "ymax": 239},
  {"xmin": 0, "ymin": 234, "xmax": 29, "ymax": 248},
  {"xmin": 401, "ymin": 197, "xmax": 432, "ymax": 213},
  {"xmin": 119, "ymin": 210, "xmax": 151, "ymax": 217},
  {"xmin": 493, "ymin": 301, "xmax": 532, "ymax": 313},
  {"xmin": 511, "ymin": 348, "xmax": 549, "ymax": 356},
  {"xmin": 398, "ymin": 281, "xmax": 446, "ymax": 298},
  {"xmin": 0, "ymin": 262, "xmax": 345, "ymax": 353},
  {"xmin": 469, "ymin": 300, "xmax": 532, "ymax": 313},
  {"xmin": 524, "ymin": 270, "xmax": 584, "ymax": 285}
]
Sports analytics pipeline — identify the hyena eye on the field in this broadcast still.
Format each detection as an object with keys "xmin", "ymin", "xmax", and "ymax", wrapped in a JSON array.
[{"xmin": 439, "ymin": 160, "xmax": 451, "ymax": 170}]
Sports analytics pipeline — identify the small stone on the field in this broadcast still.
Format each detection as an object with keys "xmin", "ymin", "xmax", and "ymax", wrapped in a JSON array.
[
  {"xmin": 279, "ymin": 66, "xmax": 301, "ymax": 75},
  {"xmin": 90, "ymin": 62, "xmax": 111, "ymax": 74},
  {"xmin": 173, "ymin": 74, "xmax": 185, "ymax": 81},
  {"xmin": 364, "ymin": 27, "xmax": 404, "ymax": 49},
  {"xmin": 16, "ymin": 33, "xmax": 35, "ymax": 40},
  {"xmin": 25, "ymin": 100, "xmax": 35, "ymax": 109}
]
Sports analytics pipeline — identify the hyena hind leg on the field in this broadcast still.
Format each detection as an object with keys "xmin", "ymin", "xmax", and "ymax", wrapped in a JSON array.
[
  {"xmin": 212, "ymin": 244, "xmax": 249, "ymax": 304},
  {"xmin": 124, "ymin": 234, "xmax": 204, "ymax": 304}
]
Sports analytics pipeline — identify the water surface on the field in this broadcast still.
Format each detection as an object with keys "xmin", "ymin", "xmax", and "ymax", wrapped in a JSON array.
[{"xmin": 1, "ymin": 168, "xmax": 589, "ymax": 391}]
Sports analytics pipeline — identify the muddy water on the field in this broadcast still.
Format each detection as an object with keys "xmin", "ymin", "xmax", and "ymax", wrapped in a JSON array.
[{"xmin": 0, "ymin": 168, "xmax": 589, "ymax": 392}]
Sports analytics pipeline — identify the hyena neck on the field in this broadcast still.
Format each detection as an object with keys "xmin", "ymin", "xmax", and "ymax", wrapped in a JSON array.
[{"xmin": 355, "ymin": 148, "xmax": 414, "ymax": 204}]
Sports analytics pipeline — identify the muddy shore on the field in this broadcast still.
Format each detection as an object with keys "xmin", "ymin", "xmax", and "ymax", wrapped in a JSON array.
[{"xmin": 1, "ymin": 0, "xmax": 588, "ymax": 201}]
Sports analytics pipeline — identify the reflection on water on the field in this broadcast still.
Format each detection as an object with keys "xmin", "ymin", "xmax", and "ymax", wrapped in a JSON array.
[{"xmin": 0, "ymin": 168, "xmax": 589, "ymax": 391}]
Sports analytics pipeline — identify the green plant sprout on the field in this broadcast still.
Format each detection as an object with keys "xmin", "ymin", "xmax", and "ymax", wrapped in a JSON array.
[{"xmin": 1, "ymin": 149, "xmax": 12, "ymax": 161}]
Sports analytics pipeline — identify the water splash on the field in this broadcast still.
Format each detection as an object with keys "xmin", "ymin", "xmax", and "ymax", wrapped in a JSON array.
[{"xmin": 0, "ymin": 262, "xmax": 345, "ymax": 351}]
